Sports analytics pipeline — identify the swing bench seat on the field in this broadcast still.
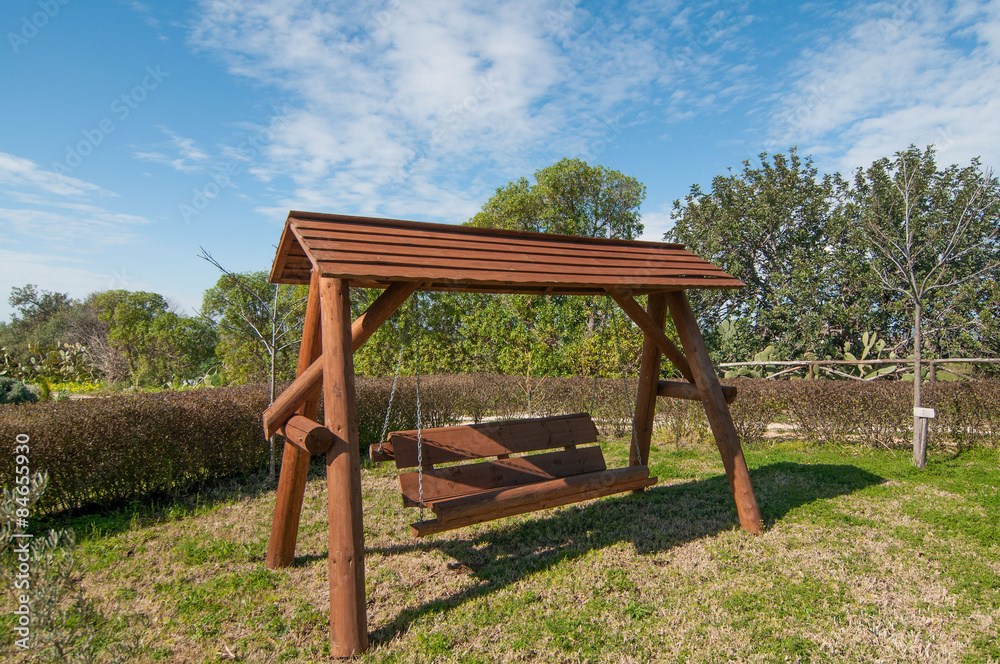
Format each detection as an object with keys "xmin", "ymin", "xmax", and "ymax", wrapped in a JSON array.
[{"xmin": 370, "ymin": 413, "xmax": 657, "ymax": 537}]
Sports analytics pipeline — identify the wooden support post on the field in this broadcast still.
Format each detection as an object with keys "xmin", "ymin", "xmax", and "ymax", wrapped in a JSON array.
[
  {"xmin": 320, "ymin": 277, "xmax": 368, "ymax": 657},
  {"xmin": 631, "ymin": 292, "xmax": 666, "ymax": 469},
  {"xmin": 267, "ymin": 270, "xmax": 323, "ymax": 570},
  {"xmin": 665, "ymin": 290, "xmax": 763, "ymax": 534},
  {"xmin": 263, "ymin": 281, "xmax": 419, "ymax": 438},
  {"xmin": 266, "ymin": 280, "xmax": 418, "ymax": 572}
]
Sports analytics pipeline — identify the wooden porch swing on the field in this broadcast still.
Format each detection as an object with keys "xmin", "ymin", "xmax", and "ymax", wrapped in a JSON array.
[{"xmin": 260, "ymin": 211, "xmax": 763, "ymax": 657}]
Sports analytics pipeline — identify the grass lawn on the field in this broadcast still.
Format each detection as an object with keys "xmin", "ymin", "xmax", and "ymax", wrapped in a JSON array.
[{"xmin": 3, "ymin": 438, "xmax": 999, "ymax": 663}]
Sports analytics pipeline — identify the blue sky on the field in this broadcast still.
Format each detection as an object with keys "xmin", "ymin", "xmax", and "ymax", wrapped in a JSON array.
[{"xmin": 2, "ymin": 0, "xmax": 999, "ymax": 320}]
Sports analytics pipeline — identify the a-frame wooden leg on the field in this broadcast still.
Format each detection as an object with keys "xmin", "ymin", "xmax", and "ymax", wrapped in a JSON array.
[
  {"xmin": 320, "ymin": 277, "xmax": 368, "ymax": 656},
  {"xmin": 267, "ymin": 270, "xmax": 323, "ymax": 569},
  {"xmin": 631, "ymin": 292, "xmax": 666, "ymax": 470},
  {"xmin": 665, "ymin": 290, "xmax": 764, "ymax": 534}
]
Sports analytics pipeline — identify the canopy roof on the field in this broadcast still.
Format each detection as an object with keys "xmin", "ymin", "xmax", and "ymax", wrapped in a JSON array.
[{"xmin": 269, "ymin": 211, "xmax": 743, "ymax": 295}]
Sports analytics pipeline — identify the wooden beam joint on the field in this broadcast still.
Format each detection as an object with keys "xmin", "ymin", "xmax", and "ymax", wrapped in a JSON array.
[
  {"xmin": 281, "ymin": 415, "xmax": 335, "ymax": 455},
  {"xmin": 657, "ymin": 379, "xmax": 737, "ymax": 404}
]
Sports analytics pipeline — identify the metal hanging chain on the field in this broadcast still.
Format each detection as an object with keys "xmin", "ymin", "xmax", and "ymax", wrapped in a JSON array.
[
  {"xmin": 589, "ymin": 297, "xmax": 611, "ymax": 415},
  {"xmin": 413, "ymin": 292, "xmax": 425, "ymax": 521},
  {"xmin": 376, "ymin": 346, "xmax": 405, "ymax": 456},
  {"xmin": 612, "ymin": 307, "xmax": 642, "ymax": 466}
]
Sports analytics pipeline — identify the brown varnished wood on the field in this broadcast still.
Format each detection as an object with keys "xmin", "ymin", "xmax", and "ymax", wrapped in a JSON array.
[
  {"xmin": 658, "ymin": 379, "xmax": 737, "ymax": 404},
  {"xmin": 665, "ymin": 290, "xmax": 763, "ymax": 535},
  {"xmin": 385, "ymin": 414, "xmax": 598, "ymax": 468},
  {"xmin": 607, "ymin": 288, "xmax": 695, "ymax": 383},
  {"xmin": 398, "ymin": 446, "xmax": 607, "ymax": 506},
  {"xmin": 266, "ymin": 270, "xmax": 322, "ymax": 570},
  {"xmin": 262, "ymin": 281, "xmax": 418, "ymax": 438},
  {"xmin": 279, "ymin": 415, "xmax": 334, "ymax": 455},
  {"xmin": 269, "ymin": 213, "xmax": 746, "ymax": 292},
  {"xmin": 411, "ymin": 466, "xmax": 657, "ymax": 537},
  {"xmin": 631, "ymin": 292, "xmax": 666, "ymax": 470},
  {"xmin": 320, "ymin": 277, "xmax": 368, "ymax": 656},
  {"xmin": 294, "ymin": 226, "xmax": 714, "ymax": 265}
]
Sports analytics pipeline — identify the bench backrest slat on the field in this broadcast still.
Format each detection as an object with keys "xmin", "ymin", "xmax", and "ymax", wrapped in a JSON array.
[
  {"xmin": 387, "ymin": 413, "xmax": 598, "ymax": 468},
  {"xmin": 399, "ymin": 446, "xmax": 606, "ymax": 506}
]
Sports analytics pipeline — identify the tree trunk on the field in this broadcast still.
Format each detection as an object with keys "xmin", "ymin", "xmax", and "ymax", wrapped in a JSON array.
[{"xmin": 912, "ymin": 299, "xmax": 927, "ymax": 468}]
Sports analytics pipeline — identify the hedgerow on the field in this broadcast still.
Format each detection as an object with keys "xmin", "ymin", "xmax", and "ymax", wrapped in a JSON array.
[{"xmin": 2, "ymin": 377, "xmax": 997, "ymax": 516}]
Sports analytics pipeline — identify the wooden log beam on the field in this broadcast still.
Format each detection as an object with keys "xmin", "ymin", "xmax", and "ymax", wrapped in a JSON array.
[
  {"xmin": 665, "ymin": 290, "xmax": 763, "ymax": 534},
  {"xmin": 262, "ymin": 280, "xmax": 419, "ymax": 438},
  {"xmin": 631, "ymin": 292, "xmax": 666, "ymax": 469},
  {"xmin": 280, "ymin": 415, "xmax": 335, "ymax": 455},
  {"xmin": 658, "ymin": 379, "xmax": 737, "ymax": 404},
  {"xmin": 267, "ymin": 270, "xmax": 322, "ymax": 570},
  {"xmin": 321, "ymin": 277, "xmax": 368, "ymax": 657},
  {"xmin": 606, "ymin": 288, "xmax": 695, "ymax": 383}
]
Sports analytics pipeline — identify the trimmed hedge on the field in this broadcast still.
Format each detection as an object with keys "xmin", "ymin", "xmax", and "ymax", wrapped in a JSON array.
[
  {"xmin": 2, "ymin": 377, "xmax": 997, "ymax": 516},
  {"xmin": 0, "ymin": 385, "xmax": 272, "ymax": 515}
]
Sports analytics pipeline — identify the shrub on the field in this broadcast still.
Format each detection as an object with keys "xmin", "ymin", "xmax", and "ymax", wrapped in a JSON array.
[
  {"xmin": 0, "ymin": 376, "xmax": 39, "ymax": 405},
  {"xmin": 0, "ymin": 384, "xmax": 271, "ymax": 515}
]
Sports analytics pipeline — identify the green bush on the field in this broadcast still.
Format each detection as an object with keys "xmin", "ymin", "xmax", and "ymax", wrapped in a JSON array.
[
  {"xmin": 0, "ymin": 384, "xmax": 272, "ymax": 515},
  {"xmin": 4, "ymin": 374, "xmax": 995, "ymax": 517},
  {"xmin": 0, "ymin": 376, "xmax": 39, "ymax": 405}
]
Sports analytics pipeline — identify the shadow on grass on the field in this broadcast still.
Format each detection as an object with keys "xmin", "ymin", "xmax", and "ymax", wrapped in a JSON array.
[
  {"xmin": 36, "ymin": 457, "xmax": 333, "ymax": 542},
  {"xmin": 366, "ymin": 461, "xmax": 884, "ymax": 646}
]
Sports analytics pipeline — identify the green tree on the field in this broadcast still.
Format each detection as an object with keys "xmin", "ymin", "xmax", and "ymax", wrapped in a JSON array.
[
  {"xmin": 469, "ymin": 158, "xmax": 647, "ymax": 239},
  {"xmin": 90, "ymin": 290, "xmax": 216, "ymax": 386},
  {"xmin": 851, "ymin": 145, "xmax": 1000, "ymax": 467},
  {"xmin": 459, "ymin": 158, "xmax": 648, "ymax": 383},
  {"xmin": 1, "ymin": 286, "xmax": 80, "ymax": 368},
  {"xmin": 667, "ymin": 148, "xmax": 876, "ymax": 361},
  {"xmin": 199, "ymin": 265, "xmax": 307, "ymax": 387}
]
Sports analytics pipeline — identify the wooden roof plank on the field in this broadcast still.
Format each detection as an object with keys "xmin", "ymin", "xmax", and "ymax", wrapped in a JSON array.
[{"xmin": 270, "ymin": 212, "xmax": 744, "ymax": 293}]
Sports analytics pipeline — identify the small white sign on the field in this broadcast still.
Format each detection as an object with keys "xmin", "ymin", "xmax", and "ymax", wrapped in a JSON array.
[{"xmin": 914, "ymin": 407, "xmax": 936, "ymax": 419}]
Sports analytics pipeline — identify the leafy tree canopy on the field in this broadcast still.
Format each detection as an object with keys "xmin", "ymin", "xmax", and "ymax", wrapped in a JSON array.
[{"xmin": 468, "ymin": 158, "xmax": 647, "ymax": 240}]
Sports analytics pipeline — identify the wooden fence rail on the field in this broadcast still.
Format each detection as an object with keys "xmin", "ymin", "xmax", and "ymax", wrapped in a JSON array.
[{"xmin": 716, "ymin": 358, "xmax": 1000, "ymax": 381}]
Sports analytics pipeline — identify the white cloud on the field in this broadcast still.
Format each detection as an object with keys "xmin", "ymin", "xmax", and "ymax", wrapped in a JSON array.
[
  {"xmin": 0, "ymin": 152, "xmax": 152, "ymax": 251},
  {"xmin": 0, "ymin": 151, "xmax": 114, "ymax": 198},
  {"xmin": 133, "ymin": 127, "xmax": 210, "ymax": 173},
  {"xmin": 770, "ymin": 0, "xmax": 1000, "ymax": 173},
  {"xmin": 188, "ymin": 0, "xmax": 757, "ymax": 221},
  {"xmin": 638, "ymin": 205, "xmax": 676, "ymax": 243}
]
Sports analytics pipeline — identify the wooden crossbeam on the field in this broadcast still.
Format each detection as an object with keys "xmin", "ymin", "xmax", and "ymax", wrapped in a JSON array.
[
  {"xmin": 658, "ymin": 379, "xmax": 737, "ymax": 404},
  {"xmin": 262, "ymin": 281, "xmax": 419, "ymax": 438},
  {"xmin": 606, "ymin": 288, "xmax": 695, "ymax": 383},
  {"xmin": 280, "ymin": 415, "xmax": 335, "ymax": 455}
]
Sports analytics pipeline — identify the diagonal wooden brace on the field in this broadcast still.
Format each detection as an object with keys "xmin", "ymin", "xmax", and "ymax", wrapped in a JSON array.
[
  {"xmin": 607, "ymin": 288, "xmax": 695, "ymax": 383},
  {"xmin": 263, "ymin": 280, "xmax": 419, "ymax": 438},
  {"xmin": 665, "ymin": 290, "xmax": 763, "ymax": 534}
]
